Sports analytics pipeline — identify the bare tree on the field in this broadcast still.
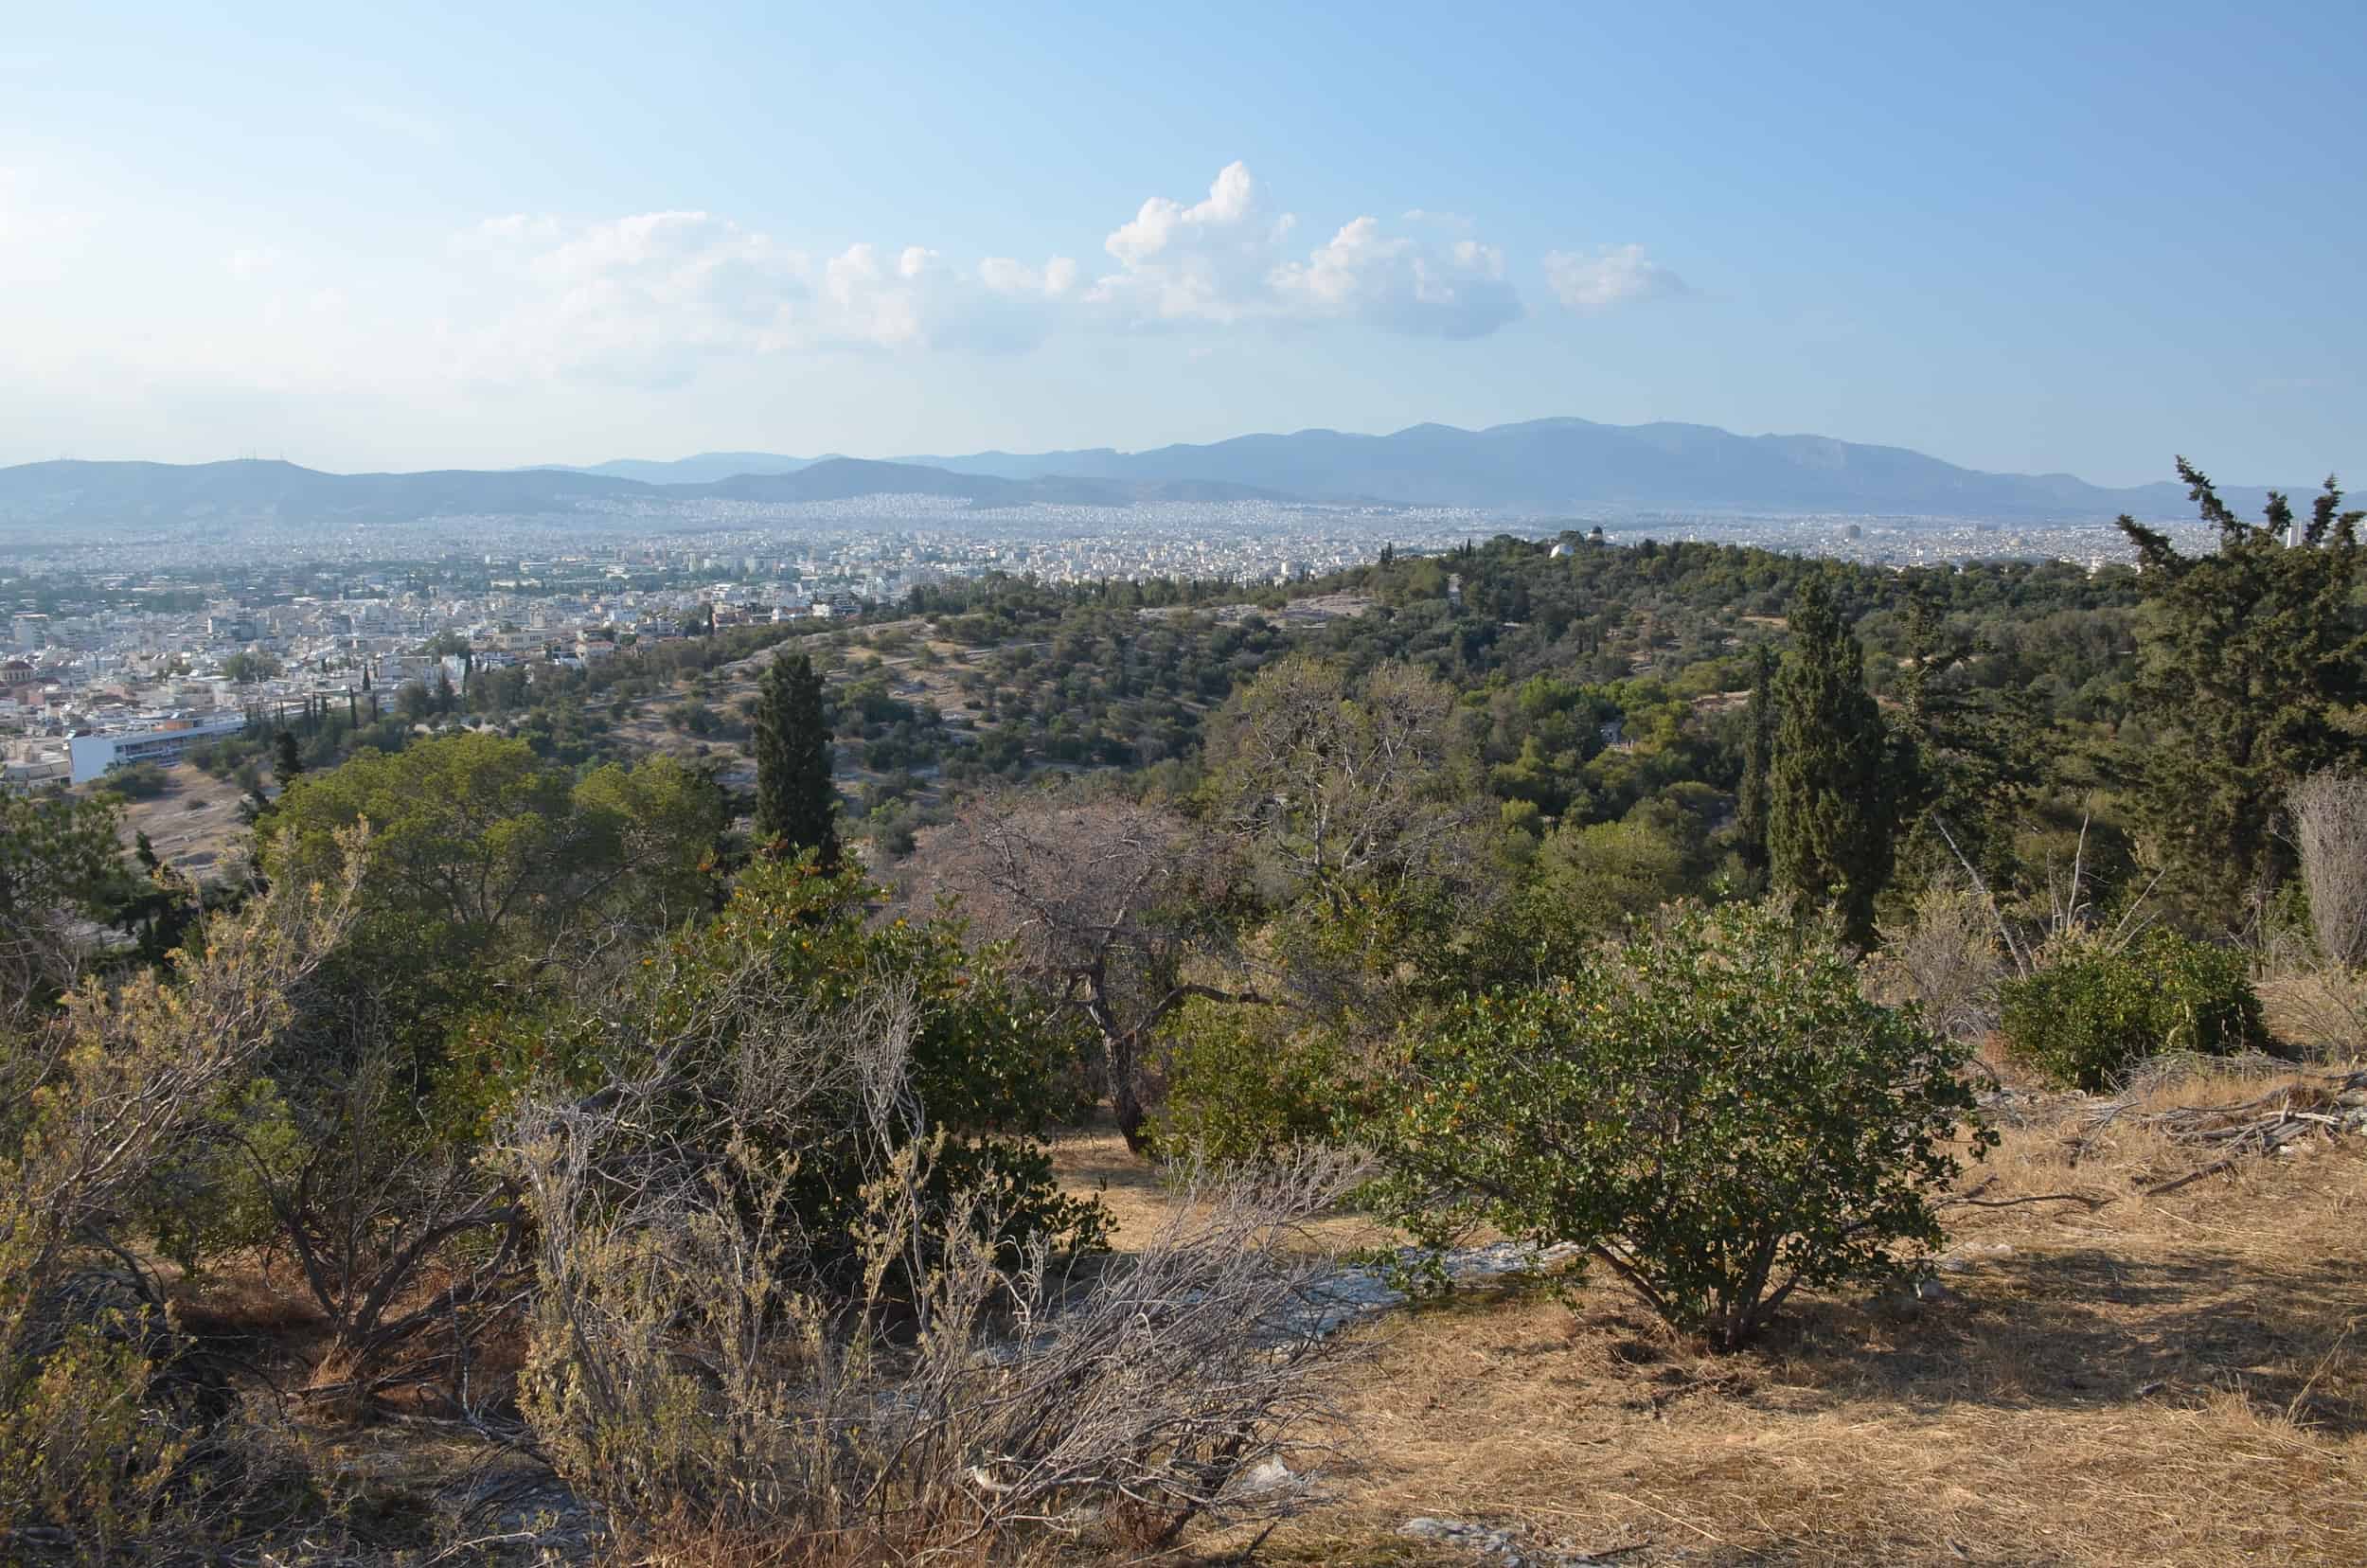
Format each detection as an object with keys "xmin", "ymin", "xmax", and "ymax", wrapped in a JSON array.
[
  {"xmin": 914, "ymin": 786, "xmax": 1258, "ymax": 1152},
  {"xmin": 232, "ymin": 1020, "xmax": 529, "ymax": 1417},
  {"xmin": 2290, "ymin": 772, "xmax": 2367, "ymax": 968}
]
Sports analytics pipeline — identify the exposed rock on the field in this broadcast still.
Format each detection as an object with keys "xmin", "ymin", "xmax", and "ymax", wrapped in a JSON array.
[{"xmin": 1397, "ymin": 1515, "xmax": 1645, "ymax": 1566}]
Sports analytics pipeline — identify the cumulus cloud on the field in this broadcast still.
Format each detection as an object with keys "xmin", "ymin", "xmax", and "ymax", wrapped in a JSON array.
[
  {"xmin": 26, "ymin": 156, "xmax": 1689, "ymax": 413},
  {"xmin": 1105, "ymin": 159, "xmax": 1263, "ymax": 266},
  {"xmin": 1272, "ymin": 219, "xmax": 1521, "ymax": 339},
  {"xmin": 1090, "ymin": 162, "xmax": 1522, "ymax": 338},
  {"xmin": 1087, "ymin": 161, "xmax": 1296, "ymax": 327},
  {"xmin": 1542, "ymin": 243, "xmax": 1691, "ymax": 312}
]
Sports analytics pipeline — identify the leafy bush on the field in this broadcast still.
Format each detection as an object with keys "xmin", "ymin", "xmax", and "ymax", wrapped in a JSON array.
[
  {"xmin": 463, "ymin": 856, "xmax": 1108, "ymax": 1279},
  {"xmin": 1153, "ymin": 999, "xmax": 1352, "ymax": 1164},
  {"xmin": 1365, "ymin": 900, "xmax": 1987, "ymax": 1349},
  {"xmin": 2000, "ymin": 928, "xmax": 2267, "ymax": 1090},
  {"xmin": 101, "ymin": 760, "xmax": 171, "ymax": 800}
]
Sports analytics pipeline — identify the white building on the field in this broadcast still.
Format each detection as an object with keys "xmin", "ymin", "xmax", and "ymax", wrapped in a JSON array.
[{"xmin": 68, "ymin": 713, "xmax": 247, "ymax": 784}]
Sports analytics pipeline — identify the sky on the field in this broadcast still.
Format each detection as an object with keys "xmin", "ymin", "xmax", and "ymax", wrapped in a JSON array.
[{"xmin": 2, "ymin": 0, "xmax": 2361, "ymax": 488}]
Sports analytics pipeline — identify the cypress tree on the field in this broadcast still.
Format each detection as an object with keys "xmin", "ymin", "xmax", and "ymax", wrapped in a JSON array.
[
  {"xmin": 2118, "ymin": 462, "xmax": 2366, "ymax": 920},
  {"xmin": 1767, "ymin": 580, "xmax": 1895, "ymax": 947},
  {"xmin": 273, "ymin": 729, "xmax": 304, "ymax": 785},
  {"xmin": 1735, "ymin": 643, "xmax": 1778, "ymax": 878},
  {"xmin": 754, "ymin": 650, "xmax": 839, "ymax": 867}
]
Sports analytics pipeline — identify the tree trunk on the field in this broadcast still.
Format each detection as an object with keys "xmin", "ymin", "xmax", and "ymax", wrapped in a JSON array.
[{"xmin": 1106, "ymin": 1028, "xmax": 1151, "ymax": 1156}]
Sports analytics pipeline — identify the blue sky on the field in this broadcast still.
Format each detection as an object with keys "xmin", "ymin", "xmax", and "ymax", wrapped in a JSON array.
[{"xmin": 2, "ymin": 0, "xmax": 2360, "ymax": 488}]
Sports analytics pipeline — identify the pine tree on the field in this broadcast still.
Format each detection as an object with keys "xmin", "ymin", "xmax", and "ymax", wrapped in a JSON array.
[
  {"xmin": 1735, "ymin": 643, "xmax": 1778, "ymax": 878},
  {"xmin": 753, "ymin": 650, "xmax": 839, "ymax": 866},
  {"xmin": 273, "ymin": 729, "xmax": 304, "ymax": 786},
  {"xmin": 1893, "ymin": 591, "xmax": 2044, "ymax": 895},
  {"xmin": 1767, "ymin": 579, "xmax": 1895, "ymax": 947}
]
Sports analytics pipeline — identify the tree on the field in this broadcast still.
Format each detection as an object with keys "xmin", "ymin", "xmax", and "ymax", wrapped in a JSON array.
[
  {"xmin": 1893, "ymin": 590, "xmax": 2045, "ymax": 897},
  {"xmin": 0, "ymin": 791, "xmax": 129, "ymax": 1025},
  {"xmin": 220, "ymin": 650, "xmax": 282, "ymax": 684},
  {"xmin": 1204, "ymin": 655, "xmax": 1486, "ymax": 913},
  {"xmin": 1365, "ymin": 901, "xmax": 1987, "ymax": 1349},
  {"xmin": 752, "ymin": 650, "xmax": 839, "ymax": 865},
  {"xmin": 272, "ymin": 729, "xmax": 303, "ymax": 785},
  {"xmin": 1534, "ymin": 814, "xmax": 1687, "ymax": 935},
  {"xmin": 0, "ymin": 854, "xmax": 361, "ymax": 1558},
  {"xmin": 1767, "ymin": 580, "xmax": 1895, "ymax": 946},
  {"xmin": 917, "ymin": 787, "xmax": 1256, "ymax": 1153},
  {"xmin": 2117, "ymin": 461, "xmax": 2366, "ymax": 922},
  {"xmin": 1734, "ymin": 643, "xmax": 1777, "ymax": 877}
]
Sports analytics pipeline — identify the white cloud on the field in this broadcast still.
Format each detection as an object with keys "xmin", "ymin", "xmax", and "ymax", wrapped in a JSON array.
[
  {"xmin": 1091, "ymin": 163, "xmax": 1522, "ymax": 338},
  {"xmin": 978, "ymin": 255, "xmax": 1080, "ymax": 297},
  {"xmin": 453, "ymin": 211, "xmax": 1077, "ymax": 381},
  {"xmin": 1088, "ymin": 161, "xmax": 1296, "ymax": 327},
  {"xmin": 1542, "ymin": 243, "xmax": 1691, "ymax": 312},
  {"xmin": 1272, "ymin": 218, "xmax": 1521, "ymax": 339},
  {"xmin": 1106, "ymin": 159, "xmax": 1261, "ymax": 265},
  {"xmin": 4, "ymin": 150, "xmax": 1683, "ymax": 428}
]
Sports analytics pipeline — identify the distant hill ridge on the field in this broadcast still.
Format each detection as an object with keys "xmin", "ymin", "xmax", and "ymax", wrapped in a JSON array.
[{"xmin": 0, "ymin": 418, "xmax": 2277, "ymax": 535}]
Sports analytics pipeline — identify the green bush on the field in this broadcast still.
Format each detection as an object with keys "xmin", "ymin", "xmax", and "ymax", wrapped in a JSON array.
[
  {"xmin": 101, "ymin": 761, "xmax": 171, "ymax": 800},
  {"xmin": 1152, "ymin": 999, "xmax": 1351, "ymax": 1165},
  {"xmin": 1999, "ymin": 928, "xmax": 2266, "ymax": 1090},
  {"xmin": 1365, "ymin": 900, "xmax": 1987, "ymax": 1349}
]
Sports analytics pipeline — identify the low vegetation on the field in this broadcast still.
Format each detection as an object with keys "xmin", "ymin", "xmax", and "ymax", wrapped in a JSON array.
[{"xmin": 2, "ymin": 463, "xmax": 2362, "ymax": 1563}]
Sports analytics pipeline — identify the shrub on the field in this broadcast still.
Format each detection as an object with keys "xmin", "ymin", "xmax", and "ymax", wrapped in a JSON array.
[
  {"xmin": 508, "ymin": 999, "xmax": 1353, "ymax": 1564},
  {"xmin": 2000, "ymin": 928, "xmax": 2267, "ymax": 1090},
  {"xmin": 1869, "ymin": 882, "xmax": 2005, "ymax": 1042},
  {"xmin": 2290, "ymin": 772, "xmax": 2367, "ymax": 968},
  {"xmin": 101, "ymin": 761, "xmax": 171, "ymax": 800},
  {"xmin": 467, "ymin": 857, "xmax": 1108, "ymax": 1284},
  {"xmin": 1153, "ymin": 998, "xmax": 1351, "ymax": 1164},
  {"xmin": 0, "ymin": 850, "xmax": 362, "ymax": 1559},
  {"xmin": 1365, "ymin": 900, "xmax": 1987, "ymax": 1349}
]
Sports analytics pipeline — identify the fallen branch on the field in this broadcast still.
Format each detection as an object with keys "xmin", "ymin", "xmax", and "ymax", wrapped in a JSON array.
[{"xmin": 1939, "ymin": 1189, "xmax": 2112, "ymax": 1212}]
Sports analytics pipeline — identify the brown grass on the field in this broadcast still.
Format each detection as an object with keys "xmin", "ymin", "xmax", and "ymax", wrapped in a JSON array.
[
  {"xmin": 1048, "ymin": 1063, "xmax": 2367, "ymax": 1567},
  {"xmin": 1049, "ymin": 1120, "xmax": 1395, "ymax": 1256},
  {"xmin": 111, "ymin": 761, "xmax": 250, "ymax": 879}
]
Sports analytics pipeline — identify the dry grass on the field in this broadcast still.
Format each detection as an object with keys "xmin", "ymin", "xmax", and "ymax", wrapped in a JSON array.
[
  {"xmin": 2258, "ymin": 962, "xmax": 2367, "ymax": 1061},
  {"xmin": 111, "ymin": 761, "xmax": 251, "ymax": 879},
  {"xmin": 1049, "ymin": 1120, "xmax": 1396, "ymax": 1256},
  {"xmin": 1050, "ymin": 1063, "xmax": 2367, "ymax": 1567}
]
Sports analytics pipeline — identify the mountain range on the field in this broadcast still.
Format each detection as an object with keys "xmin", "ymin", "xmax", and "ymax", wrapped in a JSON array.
[{"xmin": 1, "ymin": 418, "xmax": 2265, "ymax": 540}]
